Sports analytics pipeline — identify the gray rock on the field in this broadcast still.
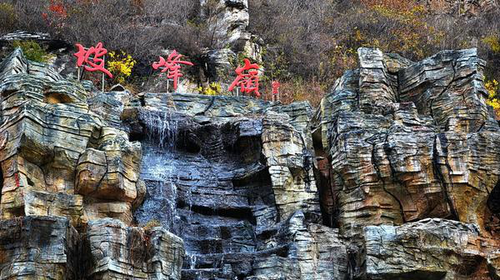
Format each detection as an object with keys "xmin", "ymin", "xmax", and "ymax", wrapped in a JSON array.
[
  {"xmin": 82, "ymin": 218, "xmax": 185, "ymax": 279},
  {"xmin": 364, "ymin": 218, "xmax": 498, "ymax": 279},
  {"xmin": 0, "ymin": 216, "xmax": 78, "ymax": 280}
]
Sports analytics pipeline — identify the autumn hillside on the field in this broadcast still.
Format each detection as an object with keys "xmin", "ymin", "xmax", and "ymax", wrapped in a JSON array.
[{"xmin": 0, "ymin": 0, "xmax": 500, "ymax": 110}]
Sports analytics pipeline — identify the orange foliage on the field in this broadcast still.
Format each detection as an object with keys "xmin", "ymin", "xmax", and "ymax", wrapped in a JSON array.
[
  {"xmin": 42, "ymin": 0, "xmax": 68, "ymax": 30},
  {"xmin": 360, "ymin": 0, "xmax": 418, "ymax": 10}
]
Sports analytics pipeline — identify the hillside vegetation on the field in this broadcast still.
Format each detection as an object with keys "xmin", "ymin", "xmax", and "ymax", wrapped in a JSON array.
[{"xmin": 0, "ymin": 0, "xmax": 500, "ymax": 108}]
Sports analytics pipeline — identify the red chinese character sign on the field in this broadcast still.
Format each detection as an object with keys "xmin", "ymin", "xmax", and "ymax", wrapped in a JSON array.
[
  {"xmin": 229, "ymin": 59, "xmax": 261, "ymax": 97},
  {"xmin": 152, "ymin": 50, "xmax": 194, "ymax": 91},
  {"xmin": 74, "ymin": 42, "xmax": 113, "ymax": 78},
  {"xmin": 272, "ymin": 80, "xmax": 280, "ymax": 102}
]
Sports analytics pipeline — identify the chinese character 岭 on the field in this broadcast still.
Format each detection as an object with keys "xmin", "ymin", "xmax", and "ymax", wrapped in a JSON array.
[{"xmin": 229, "ymin": 58, "xmax": 261, "ymax": 98}]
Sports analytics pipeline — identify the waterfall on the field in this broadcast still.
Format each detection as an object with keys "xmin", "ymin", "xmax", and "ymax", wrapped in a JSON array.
[
  {"xmin": 142, "ymin": 109, "xmax": 178, "ymax": 150},
  {"xmin": 134, "ymin": 109, "xmax": 264, "ymax": 279},
  {"xmin": 136, "ymin": 109, "xmax": 180, "ymax": 232}
]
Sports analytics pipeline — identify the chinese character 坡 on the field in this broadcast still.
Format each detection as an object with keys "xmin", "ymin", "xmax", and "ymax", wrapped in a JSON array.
[{"xmin": 73, "ymin": 42, "xmax": 113, "ymax": 78}]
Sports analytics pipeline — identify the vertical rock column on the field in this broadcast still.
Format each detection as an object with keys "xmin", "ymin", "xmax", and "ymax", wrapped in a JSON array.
[{"xmin": 261, "ymin": 104, "xmax": 321, "ymax": 222}]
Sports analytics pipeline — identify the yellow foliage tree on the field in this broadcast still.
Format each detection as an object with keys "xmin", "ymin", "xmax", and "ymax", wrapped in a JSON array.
[
  {"xmin": 198, "ymin": 82, "xmax": 222, "ymax": 96},
  {"xmin": 486, "ymin": 79, "xmax": 500, "ymax": 118},
  {"xmin": 107, "ymin": 50, "xmax": 136, "ymax": 84}
]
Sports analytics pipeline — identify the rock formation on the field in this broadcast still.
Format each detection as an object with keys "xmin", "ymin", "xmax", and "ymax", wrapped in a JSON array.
[
  {"xmin": 0, "ymin": 49, "xmax": 183, "ymax": 279},
  {"xmin": 1, "ymin": 45, "xmax": 500, "ymax": 279},
  {"xmin": 314, "ymin": 47, "xmax": 500, "ymax": 279},
  {"xmin": 201, "ymin": 0, "xmax": 263, "ymax": 85},
  {"xmin": 123, "ymin": 91, "xmax": 325, "ymax": 279}
]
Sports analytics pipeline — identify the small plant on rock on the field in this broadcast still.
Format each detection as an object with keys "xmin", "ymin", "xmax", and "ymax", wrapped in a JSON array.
[
  {"xmin": 142, "ymin": 219, "xmax": 161, "ymax": 231},
  {"xmin": 11, "ymin": 40, "xmax": 50, "ymax": 63},
  {"xmin": 198, "ymin": 82, "xmax": 222, "ymax": 96},
  {"xmin": 486, "ymin": 79, "xmax": 500, "ymax": 117}
]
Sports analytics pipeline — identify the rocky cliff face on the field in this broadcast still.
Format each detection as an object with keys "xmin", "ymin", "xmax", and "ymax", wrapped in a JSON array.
[
  {"xmin": 0, "ymin": 46, "xmax": 499, "ymax": 279},
  {"xmin": 314, "ymin": 47, "xmax": 500, "ymax": 279}
]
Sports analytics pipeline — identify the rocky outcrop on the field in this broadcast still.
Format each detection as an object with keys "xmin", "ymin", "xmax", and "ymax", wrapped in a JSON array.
[
  {"xmin": 201, "ymin": 0, "xmax": 261, "ymax": 60},
  {"xmin": 314, "ymin": 47, "xmax": 500, "ymax": 279},
  {"xmin": 252, "ymin": 211, "xmax": 349, "ymax": 280},
  {"xmin": 200, "ymin": 0, "xmax": 263, "ymax": 86},
  {"xmin": 82, "ymin": 219, "xmax": 184, "ymax": 279},
  {"xmin": 316, "ymin": 47, "xmax": 497, "ymax": 234},
  {"xmin": 2, "ymin": 44, "xmax": 500, "ymax": 279},
  {"xmin": 0, "ymin": 48, "xmax": 144, "ymax": 227},
  {"xmin": 364, "ymin": 218, "xmax": 499, "ymax": 279},
  {"xmin": 0, "ymin": 49, "xmax": 184, "ymax": 279},
  {"xmin": 124, "ymin": 92, "xmax": 324, "ymax": 279},
  {"xmin": 0, "ymin": 216, "xmax": 78, "ymax": 279}
]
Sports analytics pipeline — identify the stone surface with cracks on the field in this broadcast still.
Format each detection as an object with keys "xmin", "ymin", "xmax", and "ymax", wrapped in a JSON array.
[
  {"xmin": 314, "ymin": 47, "xmax": 500, "ymax": 279},
  {"xmin": 0, "ymin": 49, "xmax": 184, "ymax": 280},
  {"xmin": 2, "ymin": 44, "xmax": 500, "ymax": 279}
]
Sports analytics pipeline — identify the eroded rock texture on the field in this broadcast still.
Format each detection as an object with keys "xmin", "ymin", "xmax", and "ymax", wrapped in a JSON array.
[
  {"xmin": 0, "ymin": 48, "xmax": 144, "ymax": 226},
  {"xmin": 0, "ymin": 49, "xmax": 184, "ymax": 279},
  {"xmin": 123, "ymin": 92, "xmax": 327, "ymax": 279},
  {"xmin": 82, "ymin": 218, "xmax": 184, "ymax": 279},
  {"xmin": 364, "ymin": 218, "xmax": 498, "ymax": 280},
  {"xmin": 0, "ymin": 216, "xmax": 78, "ymax": 279},
  {"xmin": 315, "ymin": 47, "xmax": 500, "ymax": 279},
  {"xmin": 2, "ymin": 45, "xmax": 500, "ymax": 279}
]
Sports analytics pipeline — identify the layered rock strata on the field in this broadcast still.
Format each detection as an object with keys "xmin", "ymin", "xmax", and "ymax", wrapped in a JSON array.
[
  {"xmin": 123, "ymin": 92, "xmax": 325, "ymax": 279},
  {"xmin": 0, "ymin": 49, "xmax": 184, "ymax": 279},
  {"xmin": 1, "ymin": 45, "xmax": 500, "ymax": 279},
  {"xmin": 314, "ymin": 47, "xmax": 500, "ymax": 279}
]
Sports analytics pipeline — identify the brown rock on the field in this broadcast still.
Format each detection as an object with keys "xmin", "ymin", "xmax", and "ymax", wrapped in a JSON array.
[
  {"xmin": 82, "ymin": 218, "xmax": 185, "ymax": 279},
  {"xmin": 0, "ymin": 49, "xmax": 144, "ymax": 227},
  {"xmin": 0, "ymin": 216, "xmax": 78, "ymax": 280}
]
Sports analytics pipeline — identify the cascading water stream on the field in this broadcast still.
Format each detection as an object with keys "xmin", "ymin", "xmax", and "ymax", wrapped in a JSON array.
[
  {"xmin": 133, "ymin": 108, "xmax": 274, "ymax": 279},
  {"xmin": 135, "ymin": 109, "xmax": 180, "ymax": 232}
]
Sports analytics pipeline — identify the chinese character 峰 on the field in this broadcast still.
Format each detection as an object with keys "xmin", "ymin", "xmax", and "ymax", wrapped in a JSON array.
[{"xmin": 152, "ymin": 50, "xmax": 194, "ymax": 91}]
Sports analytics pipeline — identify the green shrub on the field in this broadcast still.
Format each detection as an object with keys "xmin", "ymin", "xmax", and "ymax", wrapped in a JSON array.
[
  {"xmin": 11, "ymin": 40, "xmax": 50, "ymax": 63},
  {"xmin": 483, "ymin": 35, "xmax": 500, "ymax": 54}
]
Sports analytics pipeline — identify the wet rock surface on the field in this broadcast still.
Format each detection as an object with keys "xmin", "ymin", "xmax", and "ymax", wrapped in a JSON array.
[
  {"xmin": 1, "ymin": 46, "xmax": 500, "ymax": 279},
  {"xmin": 124, "ymin": 91, "xmax": 324, "ymax": 279}
]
